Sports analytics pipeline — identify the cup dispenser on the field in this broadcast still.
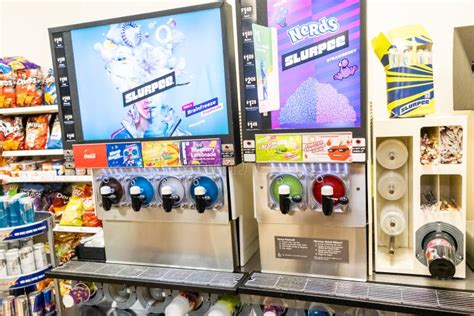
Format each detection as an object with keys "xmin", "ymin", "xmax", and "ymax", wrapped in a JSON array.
[{"xmin": 373, "ymin": 116, "xmax": 469, "ymax": 279}]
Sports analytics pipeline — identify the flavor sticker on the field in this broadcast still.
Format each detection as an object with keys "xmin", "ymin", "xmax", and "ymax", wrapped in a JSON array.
[
  {"xmin": 255, "ymin": 134, "xmax": 302, "ymax": 162},
  {"xmin": 106, "ymin": 143, "xmax": 143, "ymax": 168},
  {"xmin": 72, "ymin": 144, "xmax": 108, "ymax": 168},
  {"xmin": 142, "ymin": 141, "xmax": 181, "ymax": 167},
  {"xmin": 303, "ymin": 133, "xmax": 352, "ymax": 163},
  {"xmin": 181, "ymin": 139, "xmax": 222, "ymax": 166}
]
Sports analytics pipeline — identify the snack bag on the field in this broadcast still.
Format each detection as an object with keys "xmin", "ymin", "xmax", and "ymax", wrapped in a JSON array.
[
  {"xmin": 0, "ymin": 74, "xmax": 17, "ymax": 108},
  {"xmin": 48, "ymin": 190, "xmax": 70, "ymax": 216},
  {"xmin": 3, "ymin": 117, "xmax": 24, "ymax": 150},
  {"xmin": 82, "ymin": 197, "xmax": 102, "ymax": 227},
  {"xmin": 25, "ymin": 114, "xmax": 50, "ymax": 150},
  {"xmin": 46, "ymin": 116, "xmax": 63, "ymax": 149},
  {"xmin": 59, "ymin": 196, "xmax": 83, "ymax": 226},
  {"xmin": 19, "ymin": 183, "xmax": 46, "ymax": 212},
  {"xmin": 44, "ymin": 69, "xmax": 57, "ymax": 105},
  {"xmin": 371, "ymin": 25, "xmax": 435, "ymax": 118}
]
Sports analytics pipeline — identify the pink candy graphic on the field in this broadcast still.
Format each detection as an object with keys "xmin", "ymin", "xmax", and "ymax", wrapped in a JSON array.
[{"xmin": 333, "ymin": 58, "xmax": 358, "ymax": 81}]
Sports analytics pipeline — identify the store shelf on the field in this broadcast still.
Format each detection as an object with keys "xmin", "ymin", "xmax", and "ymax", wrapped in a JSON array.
[
  {"xmin": 47, "ymin": 261, "xmax": 246, "ymax": 295},
  {"xmin": 240, "ymin": 272, "xmax": 474, "ymax": 315},
  {"xmin": 5, "ymin": 175, "xmax": 92, "ymax": 183},
  {"xmin": 0, "ymin": 105, "xmax": 58, "ymax": 116},
  {"xmin": 0, "ymin": 265, "xmax": 52, "ymax": 290},
  {"xmin": 420, "ymin": 163, "xmax": 464, "ymax": 175},
  {"xmin": 0, "ymin": 212, "xmax": 53, "ymax": 242},
  {"xmin": 53, "ymin": 225, "xmax": 102, "ymax": 234},
  {"xmin": 2, "ymin": 149, "xmax": 64, "ymax": 157}
]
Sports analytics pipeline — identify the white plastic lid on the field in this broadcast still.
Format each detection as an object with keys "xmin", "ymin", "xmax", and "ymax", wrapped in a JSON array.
[
  {"xmin": 165, "ymin": 295, "xmax": 192, "ymax": 316},
  {"xmin": 100, "ymin": 186, "xmax": 113, "ymax": 195},
  {"xmin": 321, "ymin": 185, "xmax": 334, "ymax": 196},
  {"xmin": 208, "ymin": 302, "xmax": 232, "ymax": 316},
  {"xmin": 263, "ymin": 312, "xmax": 277, "ymax": 316},
  {"xmin": 33, "ymin": 243, "xmax": 45, "ymax": 250},
  {"xmin": 5, "ymin": 249, "xmax": 19, "ymax": 260},
  {"xmin": 62, "ymin": 294, "xmax": 76, "ymax": 308},
  {"xmin": 129, "ymin": 185, "xmax": 141, "ymax": 195},
  {"xmin": 161, "ymin": 186, "xmax": 173, "ymax": 196},
  {"xmin": 278, "ymin": 184, "xmax": 290, "ymax": 195},
  {"xmin": 194, "ymin": 186, "xmax": 206, "ymax": 196}
]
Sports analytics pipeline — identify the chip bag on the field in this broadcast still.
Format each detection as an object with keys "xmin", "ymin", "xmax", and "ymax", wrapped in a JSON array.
[
  {"xmin": 82, "ymin": 197, "xmax": 102, "ymax": 227},
  {"xmin": 46, "ymin": 116, "xmax": 63, "ymax": 149},
  {"xmin": 59, "ymin": 196, "xmax": 83, "ymax": 226},
  {"xmin": 25, "ymin": 115, "xmax": 50, "ymax": 150},
  {"xmin": 3, "ymin": 117, "xmax": 24, "ymax": 150},
  {"xmin": 44, "ymin": 69, "xmax": 57, "ymax": 105},
  {"xmin": 0, "ymin": 75, "xmax": 16, "ymax": 108}
]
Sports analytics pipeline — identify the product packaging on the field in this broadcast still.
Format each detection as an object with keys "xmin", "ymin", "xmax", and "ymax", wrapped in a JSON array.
[
  {"xmin": 2, "ymin": 117, "xmax": 25, "ymax": 151},
  {"xmin": 25, "ymin": 115, "xmax": 50, "ymax": 150},
  {"xmin": 46, "ymin": 116, "xmax": 63, "ymax": 149},
  {"xmin": 59, "ymin": 196, "xmax": 83, "ymax": 226},
  {"xmin": 372, "ymin": 24, "xmax": 435, "ymax": 118}
]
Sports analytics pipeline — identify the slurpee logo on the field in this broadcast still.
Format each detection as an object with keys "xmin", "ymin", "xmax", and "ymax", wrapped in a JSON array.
[{"xmin": 287, "ymin": 17, "xmax": 340, "ymax": 44}]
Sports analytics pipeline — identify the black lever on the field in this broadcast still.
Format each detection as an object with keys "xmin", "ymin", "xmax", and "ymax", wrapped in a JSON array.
[
  {"xmin": 321, "ymin": 185, "xmax": 349, "ymax": 216},
  {"xmin": 161, "ymin": 186, "xmax": 180, "ymax": 213},
  {"xmin": 194, "ymin": 186, "xmax": 210, "ymax": 214},
  {"xmin": 100, "ymin": 186, "xmax": 116, "ymax": 211},
  {"xmin": 130, "ymin": 185, "xmax": 145, "ymax": 212}
]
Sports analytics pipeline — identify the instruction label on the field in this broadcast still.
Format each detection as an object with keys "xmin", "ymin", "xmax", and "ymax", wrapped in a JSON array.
[{"xmin": 275, "ymin": 236, "xmax": 349, "ymax": 263}]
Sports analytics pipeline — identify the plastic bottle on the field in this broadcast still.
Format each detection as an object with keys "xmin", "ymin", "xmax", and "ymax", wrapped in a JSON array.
[
  {"xmin": 165, "ymin": 291, "xmax": 202, "ymax": 316},
  {"xmin": 263, "ymin": 304, "xmax": 286, "ymax": 316},
  {"xmin": 207, "ymin": 295, "xmax": 240, "ymax": 316}
]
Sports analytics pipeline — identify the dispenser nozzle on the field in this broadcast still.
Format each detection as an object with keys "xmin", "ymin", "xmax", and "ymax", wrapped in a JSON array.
[
  {"xmin": 130, "ymin": 185, "xmax": 145, "ymax": 212},
  {"xmin": 100, "ymin": 185, "xmax": 115, "ymax": 211},
  {"xmin": 161, "ymin": 185, "xmax": 179, "ymax": 213},
  {"xmin": 194, "ymin": 186, "xmax": 210, "ymax": 214}
]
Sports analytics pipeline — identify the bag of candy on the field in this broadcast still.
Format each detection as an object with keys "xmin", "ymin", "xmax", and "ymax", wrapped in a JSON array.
[
  {"xmin": 25, "ymin": 114, "xmax": 50, "ymax": 150},
  {"xmin": 3, "ymin": 117, "xmax": 24, "ymax": 150}
]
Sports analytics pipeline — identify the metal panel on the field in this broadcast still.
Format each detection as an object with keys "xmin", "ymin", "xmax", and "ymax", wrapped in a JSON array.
[
  {"xmin": 257, "ymin": 223, "xmax": 367, "ymax": 280},
  {"xmin": 103, "ymin": 220, "xmax": 237, "ymax": 271}
]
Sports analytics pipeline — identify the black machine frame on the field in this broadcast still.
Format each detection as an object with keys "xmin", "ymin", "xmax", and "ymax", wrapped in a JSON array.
[
  {"xmin": 237, "ymin": 0, "xmax": 368, "ymax": 147},
  {"xmin": 49, "ymin": 2, "xmax": 241, "ymax": 163}
]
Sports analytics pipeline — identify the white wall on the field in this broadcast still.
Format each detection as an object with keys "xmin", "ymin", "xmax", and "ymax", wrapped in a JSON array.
[
  {"xmin": 367, "ymin": 0, "xmax": 474, "ymax": 118},
  {"xmin": 0, "ymin": 0, "xmax": 473, "ymax": 117},
  {"xmin": 0, "ymin": 0, "xmax": 216, "ymax": 68}
]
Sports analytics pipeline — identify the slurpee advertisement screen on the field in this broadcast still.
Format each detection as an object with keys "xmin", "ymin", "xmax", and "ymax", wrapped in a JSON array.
[
  {"xmin": 247, "ymin": 0, "xmax": 363, "ymax": 132},
  {"xmin": 70, "ymin": 8, "xmax": 229, "ymax": 141}
]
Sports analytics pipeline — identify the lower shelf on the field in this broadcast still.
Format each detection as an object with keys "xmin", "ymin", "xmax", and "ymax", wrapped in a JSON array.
[
  {"xmin": 0, "ymin": 265, "xmax": 52, "ymax": 290},
  {"xmin": 45, "ymin": 259, "xmax": 474, "ymax": 315}
]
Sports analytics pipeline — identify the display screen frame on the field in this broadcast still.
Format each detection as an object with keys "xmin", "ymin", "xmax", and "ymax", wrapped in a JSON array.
[
  {"xmin": 49, "ymin": 2, "xmax": 240, "ymax": 151},
  {"xmin": 238, "ymin": 0, "xmax": 367, "ymax": 141}
]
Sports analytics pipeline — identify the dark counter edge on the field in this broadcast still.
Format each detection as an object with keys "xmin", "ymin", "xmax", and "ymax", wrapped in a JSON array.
[
  {"xmin": 238, "ymin": 281, "xmax": 467, "ymax": 316},
  {"xmin": 46, "ymin": 269, "xmax": 469, "ymax": 315},
  {"xmin": 46, "ymin": 269, "xmax": 246, "ymax": 295}
]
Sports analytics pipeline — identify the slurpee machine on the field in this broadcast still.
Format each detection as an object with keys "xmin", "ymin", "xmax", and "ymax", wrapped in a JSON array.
[
  {"xmin": 49, "ymin": 3, "xmax": 258, "ymax": 271},
  {"xmin": 239, "ymin": 0, "xmax": 368, "ymax": 280}
]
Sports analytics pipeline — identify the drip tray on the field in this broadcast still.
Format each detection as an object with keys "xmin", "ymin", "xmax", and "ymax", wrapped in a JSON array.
[
  {"xmin": 241, "ymin": 272, "xmax": 474, "ymax": 315},
  {"xmin": 47, "ymin": 261, "xmax": 245, "ymax": 294}
]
